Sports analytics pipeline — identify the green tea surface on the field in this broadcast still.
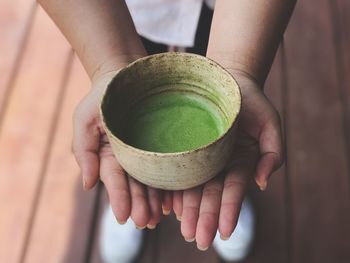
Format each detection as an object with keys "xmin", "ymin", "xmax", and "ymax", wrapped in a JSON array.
[{"xmin": 124, "ymin": 91, "xmax": 227, "ymax": 153}]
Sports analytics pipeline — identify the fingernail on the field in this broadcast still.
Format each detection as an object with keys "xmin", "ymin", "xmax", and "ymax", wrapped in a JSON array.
[
  {"xmin": 162, "ymin": 207, "xmax": 171, "ymax": 215},
  {"xmin": 197, "ymin": 244, "xmax": 209, "ymax": 251},
  {"xmin": 185, "ymin": 237, "xmax": 195, "ymax": 242},
  {"xmin": 176, "ymin": 215, "xmax": 182, "ymax": 221},
  {"xmin": 135, "ymin": 225, "xmax": 146, "ymax": 230},
  {"xmin": 116, "ymin": 219, "xmax": 126, "ymax": 225},
  {"xmin": 147, "ymin": 224, "xmax": 156, "ymax": 229},
  {"xmin": 259, "ymin": 180, "xmax": 267, "ymax": 191},
  {"xmin": 220, "ymin": 234, "xmax": 230, "ymax": 241}
]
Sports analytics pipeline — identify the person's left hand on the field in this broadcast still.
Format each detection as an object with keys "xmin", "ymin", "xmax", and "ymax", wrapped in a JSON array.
[{"xmin": 172, "ymin": 71, "xmax": 284, "ymax": 250}]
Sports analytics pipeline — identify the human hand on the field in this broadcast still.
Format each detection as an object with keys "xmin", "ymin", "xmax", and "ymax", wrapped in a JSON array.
[
  {"xmin": 72, "ymin": 65, "xmax": 173, "ymax": 229},
  {"xmin": 173, "ymin": 71, "xmax": 284, "ymax": 250}
]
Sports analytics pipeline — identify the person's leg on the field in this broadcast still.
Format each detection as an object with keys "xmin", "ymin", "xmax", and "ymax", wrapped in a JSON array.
[
  {"xmin": 213, "ymin": 198, "xmax": 256, "ymax": 262},
  {"xmin": 100, "ymin": 205, "xmax": 143, "ymax": 263}
]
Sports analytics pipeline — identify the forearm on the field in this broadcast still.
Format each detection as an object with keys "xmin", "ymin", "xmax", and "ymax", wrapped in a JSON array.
[
  {"xmin": 207, "ymin": 0, "xmax": 296, "ymax": 85},
  {"xmin": 38, "ymin": 0, "xmax": 146, "ymax": 80}
]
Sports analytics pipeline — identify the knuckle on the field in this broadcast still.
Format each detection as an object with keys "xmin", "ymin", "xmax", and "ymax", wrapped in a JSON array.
[
  {"xmin": 221, "ymin": 200, "xmax": 241, "ymax": 211},
  {"xmin": 115, "ymin": 188, "xmax": 130, "ymax": 201},
  {"xmin": 182, "ymin": 205, "xmax": 200, "ymax": 214},
  {"xmin": 224, "ymin": 176, "xmax": 248, "ymax": 189},
  {"xmin": 199, "ymin": 210, "xmax": 219, "ymax": 220},
  {"xmin": 202, "ymin": 186, "xmax": 222, "ymax": 198},
  {"xmin": 132, "ymin": 192, "xmax": 148, "ymax": 203}
]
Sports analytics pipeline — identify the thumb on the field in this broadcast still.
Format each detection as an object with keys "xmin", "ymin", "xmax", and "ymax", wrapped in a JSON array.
[
  {"xmin": 255, "ymin": 116, "xmax": 284, "ymax": 190},
  {"xmin": 72, "ymin": 113, "xmax": 100, "ymax": 190}
]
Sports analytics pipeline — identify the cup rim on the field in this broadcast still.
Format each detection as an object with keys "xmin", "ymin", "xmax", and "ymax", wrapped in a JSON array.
[{"xmin": 100, "ymin": 52, "xmax": 242, "ymax": 156}]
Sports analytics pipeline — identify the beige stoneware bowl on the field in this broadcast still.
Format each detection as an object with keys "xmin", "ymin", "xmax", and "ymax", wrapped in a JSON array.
[{"xmin": 100, "ymin": 52, "xmax": 241, "ymax": 190}]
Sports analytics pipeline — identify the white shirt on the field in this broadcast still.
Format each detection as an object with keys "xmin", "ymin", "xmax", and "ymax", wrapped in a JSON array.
[{"xmin": 126, "ymin": 0, "xmax": 215, "ymax": 47}]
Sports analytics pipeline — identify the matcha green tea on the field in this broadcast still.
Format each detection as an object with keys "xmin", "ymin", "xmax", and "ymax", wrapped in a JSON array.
[
  {"xmin": 100, "ymin": 53, "xmax": 241, "ymax": 190},
  {"xmin": 124, "ymin": 91, "xmax": 228, "ymax": 153}
]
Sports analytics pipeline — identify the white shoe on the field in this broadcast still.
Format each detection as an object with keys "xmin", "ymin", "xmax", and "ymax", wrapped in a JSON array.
[
  {"xmin": 99, "ymin": 205, "xmax": 143, "ymax": 263},
  {"xmin": 213, "ymin": 198, "xmax": 255, "ymax": 262}
]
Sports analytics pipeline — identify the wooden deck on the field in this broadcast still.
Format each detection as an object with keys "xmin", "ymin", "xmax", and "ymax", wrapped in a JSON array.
[{"xmin": 1, "ymin": 1, "xmax": 350, "ymax": 262}]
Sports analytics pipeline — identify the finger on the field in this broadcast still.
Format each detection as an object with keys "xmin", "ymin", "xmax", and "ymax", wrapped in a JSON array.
[
  {"xmin": 146, "ymin": 187, "xmax": 162, "ymax": 229},
  {"xmin": 99, "ymin": 150, "xmax": 131, "ymax": 224},
  {"xmin": 173, "ymin": 191, "xmax": 183, "ymax": 220},
  {"xmin": 72, "ymin": 116, "xmax": 100, "ymax": 190},
  {"xmin": 195, "ymin": 177, "xmax": 224, "ymax": 251},
  {"xmin": 181, "ymin": 187, "xmax": 202, "ymax": 242},
  {"xmin": 162, "ymin": 191, "xmax": 173, "ymax": 216},
  {"xmin": 128, "ymin": 176, "xmax": 150, "ymax": 228},
  {"xmin": 256, "ymin": 114, "xmax": 284, "ymax": 190},
  {"xmin": 255, "ymin": 152, "xmax": 281, "ymax": 190},
  {"xmin": 218, "ymin": 166, "xmax": 250, "ymax": 239}
]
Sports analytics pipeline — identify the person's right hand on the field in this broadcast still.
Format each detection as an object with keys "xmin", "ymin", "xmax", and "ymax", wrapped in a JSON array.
[{"xmin": 72, "ymin": 67, "xmax": 173, "ymax": 229}]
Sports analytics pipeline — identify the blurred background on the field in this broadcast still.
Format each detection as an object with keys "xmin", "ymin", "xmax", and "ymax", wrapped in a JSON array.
[{"xmin": 1, "ymin": 0, "xmax": 349, "ymax": 262}]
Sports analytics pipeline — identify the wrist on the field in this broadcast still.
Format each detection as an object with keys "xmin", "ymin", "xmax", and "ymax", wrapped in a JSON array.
[
  {"xmin": 90, "ymin": 53, "xmax": 146, "ymax": 82},
  {"xmin": 226, "ymin": 69, "xmax": 261, "ymax": 89},
  {"xmin": 206, "ymin": 51, "xmax": 264, "ymax": 87}
]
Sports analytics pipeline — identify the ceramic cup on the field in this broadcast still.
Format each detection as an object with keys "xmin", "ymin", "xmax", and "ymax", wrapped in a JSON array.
[{"xmin": 100, "ymin": 52, "xmax": 241, "ymax": 190}]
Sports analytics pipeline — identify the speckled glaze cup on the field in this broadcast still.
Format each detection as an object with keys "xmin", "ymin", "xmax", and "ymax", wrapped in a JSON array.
[{"xmin": 100, "ymin": 52, "xmax": 241, "ymax": 190}]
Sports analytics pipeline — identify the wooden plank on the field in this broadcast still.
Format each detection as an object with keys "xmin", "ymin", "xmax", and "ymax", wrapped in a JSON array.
[
  {"xmin": 23, "ymin": 56, "xmax": 98, "ymax": 262},
  {"xmin": 137, "ymin": 228, "xmax": 159, "ymax": 263},
  {"xmin": 332, "ymin": 0, "xmax": 350, "ymax": 124},
  {"xmin": 0, "ymin": 6, "xmax": 71, "ymax": 263},
  {"xmin": 241, "ymin": 49, "xmax": 289, "ymax": 263},
  {"xmin": 155, "ymin": 213, "xmax": 219, "ymax": 263},
  {"xmin": 284, "ymin": 0, "xmax": 350, "ymax": 262},
  {"xmin": 331, "ymin": 0, "xmax": 350, "ymax": 192},
  {"xmin": 0, "ymin": 0, "xmax": 35, "ymax": 119}
]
